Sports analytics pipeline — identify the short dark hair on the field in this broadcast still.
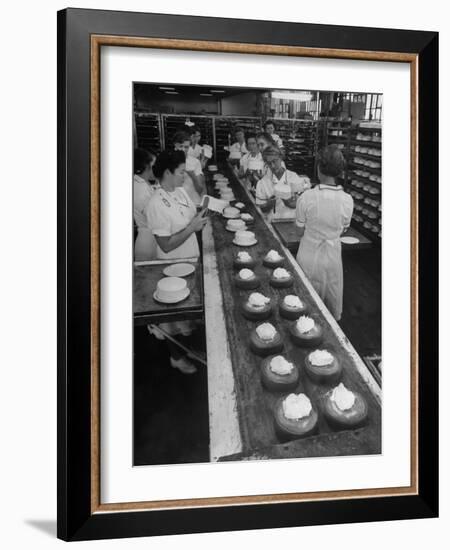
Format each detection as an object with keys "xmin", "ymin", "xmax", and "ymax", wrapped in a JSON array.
[
  {"xmin": 134, "ymin": 148, "xmax": 156, "ymax": 175},
  {"xmin": 263, "ymin": 119, "xmax": 276, "ymax": 129},
  {"xmin": 233, "ymin": 126, "xmax": 245, "ymax": 136},
  {"xmin": 173, "ymin": 130, "xmax": 190, "ymax": 145},
  {"xmin": 246, "ymin": 133, "xmax": 257, "ymax": 142},
  {"xmin": 317, "ymin": 145, "xmax": 346, "ymax": 177},
  {"xmin": 152, "ymin": 150, "xmax": 186, "ymax": 180}
]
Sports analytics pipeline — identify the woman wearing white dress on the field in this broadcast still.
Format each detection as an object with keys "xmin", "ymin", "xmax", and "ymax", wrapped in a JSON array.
[
  {"xmin": 238, "ymin": 134, "xmax": 264, "ymax": 188},
  {"xmin": 228, "ymin": 126, "xmax": 248, "ymax": 155},
  {"xmin": 263, "ymin": 120, "xmax": 283, "ymax": 149},
  {"xmin": 133, "ymin": 148, "xmax": 158, "ymax": 261},
  {"xmin": 295, "ymin": 145, "xmax": 354, "ymax": 321},
  {"xmin": 146, "ymin": 150, "xmax": 208, "ymax": 373},
  {"xmin": 255, "ymin": 146, "xmax": 310, "ymax": 221},
  {"xmin": 173, "ymin": 130, "xmax": 205, "ymax": 206}
]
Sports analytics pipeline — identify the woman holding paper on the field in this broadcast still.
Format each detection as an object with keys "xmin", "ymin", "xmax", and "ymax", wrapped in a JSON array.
[{"xmin": 146, "ymin": 150, "xmax": 208, "ymax": 374}]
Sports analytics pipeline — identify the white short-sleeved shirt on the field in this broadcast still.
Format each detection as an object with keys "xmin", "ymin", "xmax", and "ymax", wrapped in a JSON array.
[
  {"xmin": 188, "ymin": 144, "xmax": 202, "ymax": 159},
  {"xmin": 295, "ymin": 184, "xmax": 354, "ymax": 239},
  {"xmin": 146, "ymin": 187, "xmax": 200, "ymax": 260},
  {"xmin": 256, "ymin": 169, "xmax": 310, "ymax": 220},
  {"xmin": 240, "ymin": 151, "xmax": 263, "ymax": 173},
  {"xmin": 229, "ymin": 141, "xmax": 248, "ymax": 154},
  {"xmin": 133, "ymin": 174, "xmax": 156, "ymax": 228}
]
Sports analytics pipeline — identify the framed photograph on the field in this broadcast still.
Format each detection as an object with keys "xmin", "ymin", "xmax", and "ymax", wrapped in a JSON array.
[{"xmin": 57, "ymin": 8, "xmax": 438, "ymax": 541}]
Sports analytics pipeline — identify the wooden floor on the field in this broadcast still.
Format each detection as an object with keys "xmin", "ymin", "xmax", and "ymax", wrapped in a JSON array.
[{"xmin": 133, "ymin": 247, "xmax": 381, "ymax": 465}]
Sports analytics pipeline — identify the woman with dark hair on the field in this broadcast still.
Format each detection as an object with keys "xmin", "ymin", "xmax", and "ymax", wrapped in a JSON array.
[
  {"xmin": 263, "ymin": 120, "xmax": 283, "ymax": 148},
  {"xmin": 256, "ymin": 132, "xmax": 277, "ymax": 153},
  {"xmin": 295, "ymin": 145, "xmax": 354, "ymax": 320},
  {"xmin": 238, "ymin": 133, "xmax": 263, "ymax": 185},
  {"xmin": 146, "ymin": 150, "xmax": 207, "ymax": 259},
  {"xmin": 255, "ymin": 145, "xmax": 310, "ymax": 220},
  {"xmin": 187, "ymin": 125, "xmax": 202, "ymax": 159},
  {"xmin": 173, "ymin": 130, "xmax": 205, "ymax": 206},
  {"xmin": 133, "ymin": 148, "xmax": 157, "ymax": 261},
  {"xmin": 229, "ymin": 126, "xmax": 248, "ymax": 154},
  {"xmin": 146, "ymin": 150, "xmax": 208, "ymax": 374}
]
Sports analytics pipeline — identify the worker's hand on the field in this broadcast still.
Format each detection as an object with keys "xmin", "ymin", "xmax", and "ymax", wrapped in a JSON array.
[{"xmin": 190, "ymin": 208, "xmax": 208, "ymax": 231}]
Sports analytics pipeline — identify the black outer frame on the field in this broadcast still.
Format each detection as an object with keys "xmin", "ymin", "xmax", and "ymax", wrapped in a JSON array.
[{"xmin": 57, "ymin": 8, "xmax": 438, "ymax": 542}]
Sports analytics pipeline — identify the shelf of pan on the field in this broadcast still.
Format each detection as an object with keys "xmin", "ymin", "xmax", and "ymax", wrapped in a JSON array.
[
  {"xmin": 346, "ymin": 171, "xmax": 382, "ymax": 187},
  {"xmin": 347, "ymin": 150, "xmax": 382, "ymax": 161}
]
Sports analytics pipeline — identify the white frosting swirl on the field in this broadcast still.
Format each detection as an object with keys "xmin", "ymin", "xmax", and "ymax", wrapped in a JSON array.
[
  {"xmin": 235, "ymin": 202, "xmax": 245, "ymax": 209},
  {"xmin": 270, "ymin": 356, "xmax": 294, "ymax": 375},
  {"xmin": 273, "ymin": 267, "xmax": 290, "ymax": 280},
  {"xmin": 296, "ymin": 316, "xmax": 315, "ymax": 334},
  {"xmin": 237, "ymin": 251, "xmax": 251, "ymax": 261},
  {"xmin": 239, "ymin": 268, "xmax": 254, "ymax": 280},
  {"xmin": 282, "ymin": 393, "xmax": 312, "ymax": 420},
  {"xmin": 309, "ymin": 349, "xmax": 333, "ymax": 366},
  {"xmin": 284, "ymin": 295, "xmax": 303, "ymax": 308},
  {"xmin": 330, "ymin": 383, "xmax": 355, "ymax": 411},
  {"xmin": 266, "ymin": 249, "xmax": 282, "ymax": 261},
  {"xmin": 256, "ymin": 323, "xmax": 277, "ymax": 341},
  {"xmin": 248, "ymin": 293, "xmax": 270, "ymax": 308}
]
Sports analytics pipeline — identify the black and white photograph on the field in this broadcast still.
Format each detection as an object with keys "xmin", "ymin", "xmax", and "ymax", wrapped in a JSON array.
[{"xmin": 132, "ymin": 83, "xmax": 382, "ymax": 466}]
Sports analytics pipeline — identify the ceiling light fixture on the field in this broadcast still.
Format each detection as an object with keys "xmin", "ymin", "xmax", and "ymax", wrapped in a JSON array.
[
  {"xmin": 210, "ymin": 89, "xmax": 226, "ymax": 93},
  {"xmin": 272, "ymin": 91, "xmax": 313, "ymax": 101},
  {"xmin": 159, "ymin": 86, "xmax": 175, "ymax": 90},
  {"xmin": 164, "ymin": 91, "xmax": 179, "ymax": 95},
  {"xmin": 200, "ymin": 93, "xmax": 213, "ymax": 97}
]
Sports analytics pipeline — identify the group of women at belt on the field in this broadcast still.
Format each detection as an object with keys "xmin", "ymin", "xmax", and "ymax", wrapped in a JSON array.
[{"xmin": 134, "ymin": 120, "xmax": 354, "ymax": 374}]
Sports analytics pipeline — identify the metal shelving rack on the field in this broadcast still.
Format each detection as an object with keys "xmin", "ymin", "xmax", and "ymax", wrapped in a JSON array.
[
  {"xmin": 134, "ymin": 112, "xmax": 163, "ymax": 153},
  {"xmin": 346, "ymin": 122, "xmax": 382, "ymax": 242}
]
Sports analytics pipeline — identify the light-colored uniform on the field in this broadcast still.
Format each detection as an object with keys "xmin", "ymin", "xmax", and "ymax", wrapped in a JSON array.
[
  {"xmin": 183, "ymin": 155, "xmax": 204, "ymax": 206},
  {"xmin": 133, "ymin": 174, "xmax": 158, "ymax": 261},
  {"xmin": 146, "ymin": 186, "xmax": 200, "ymax": 338},
  {"xmin": 146, "ymin": 187, "xmax": 199, "ymax": 260},
  {"xmin": 295, "ymin": 184, "xmax": 354, "ymax": 321},
  {"xmin": 255, "ymin": 169, "xmax": 310, "ymax": 221},
  {"xmin": 188, "ymin": 144, "xmax": 202, "ymax": 159}
]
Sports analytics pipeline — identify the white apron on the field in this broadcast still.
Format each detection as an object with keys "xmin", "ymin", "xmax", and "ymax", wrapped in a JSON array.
[{"xmin": 296, "ymin": 186, "xmax": 352, "ymax": 320}]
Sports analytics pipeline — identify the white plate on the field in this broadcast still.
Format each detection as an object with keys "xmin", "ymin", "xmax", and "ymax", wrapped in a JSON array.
[
  {"xmin": 341, "ymin": 236, "xmax": 360, "ymax": 244},
  {"xmin": 163, "ymin": 263, "xmax": 195, "ymax": 277},
  {"xmin": 232, "ymin": 238, "xmax": 258, "ymax": 247},
  {"xmin": 153, "ymin": 288, "xmax": 191, "ymax": 304}
]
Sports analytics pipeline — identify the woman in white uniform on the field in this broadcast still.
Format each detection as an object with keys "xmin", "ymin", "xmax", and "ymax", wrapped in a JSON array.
[
  {"xmin": 263, "ymin": 120, "xmax": 283, "ymax": 148},
  {"xmin": 146, "ymin": 150, "xmax": 208, "ymax": 373},
  {"xmin": 255, "ymin": 146, "xmax": 310, "ymax": 221},
  {"xmin": 173, "ymin": 130, "xmax": 205, "ymax": 206},
  {"xmin": 295, "ymin": 145, "xmax": 354, "ymax": 321},
  {"xmin": 238, "ymin": 133, "xmax": 264, "ymax": 188},
  {"xmin": 228, "ymin": 126, "xmax": 248, "ymax": 155},
  {"xmin": 133, "ymin": 148, "xmax": 158, "ymax": 261}
]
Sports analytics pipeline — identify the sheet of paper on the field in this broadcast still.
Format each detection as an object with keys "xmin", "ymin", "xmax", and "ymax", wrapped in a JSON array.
[{"xmin": 201, "ymin": 195, "xmax": 229, "ymax": 213}]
